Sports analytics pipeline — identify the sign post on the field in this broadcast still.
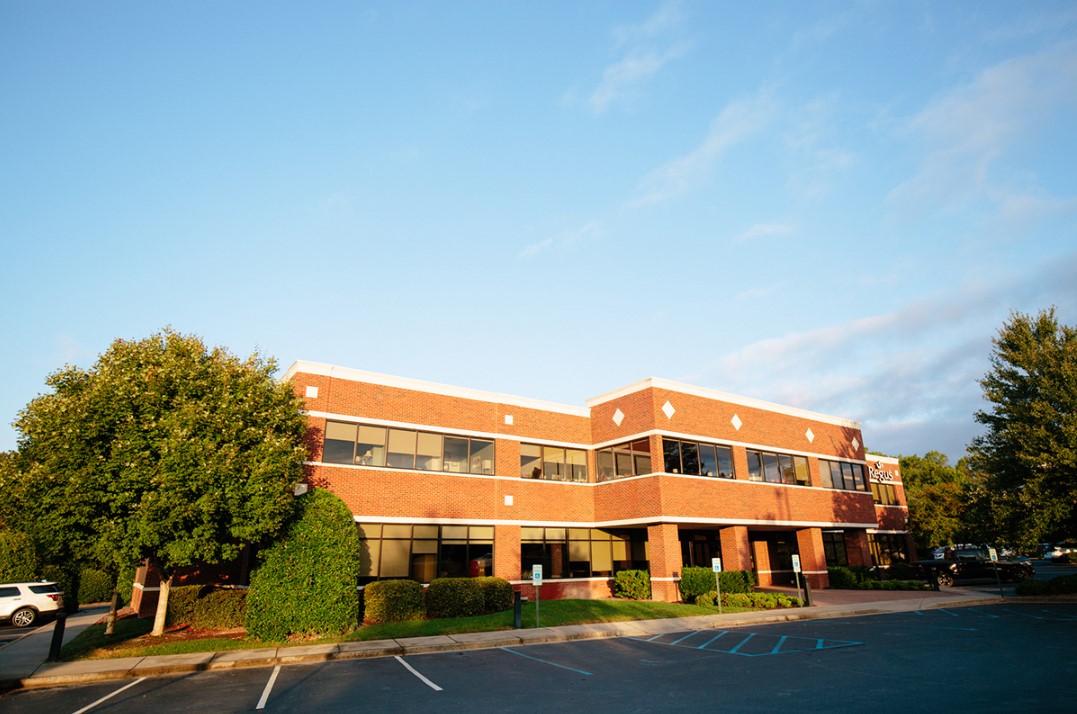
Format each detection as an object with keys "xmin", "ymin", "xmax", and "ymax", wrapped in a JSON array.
[
  {"xmin": 791, "ymin": 554, "xmax": 803, "ymax": 603},
  {"xmin": 711, "ymin": 557, "xmax": 723, "ymax": 614},
  {"xmin": 532, "ymin": 564, "xmax": 543, "ymax": 628},
  {"xmin": 988, "ymin": 547, "xmax": 1004, "ymax": 598}
]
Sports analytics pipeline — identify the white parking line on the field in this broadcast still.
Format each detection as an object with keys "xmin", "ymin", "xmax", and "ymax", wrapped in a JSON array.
[
  {"xmin": 71, "ymin": 677, "xmax": 146, "ymax": 714},
  {"xmin": 256, "ymin": 665, "xmax": 281, "ymax": 710},
  {"xmin": 394, "ymin": 656, "xmax": 443, "ymax": 691}
]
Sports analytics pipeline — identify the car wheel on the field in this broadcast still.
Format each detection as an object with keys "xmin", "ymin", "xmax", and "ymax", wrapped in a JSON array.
[
  {"xmin": 11, "ymin": 607, "xmax": 37, "ymax": 628},
  {"xmin": 936, "ymin": 571, "xmax": 955, "ymax": 587}
]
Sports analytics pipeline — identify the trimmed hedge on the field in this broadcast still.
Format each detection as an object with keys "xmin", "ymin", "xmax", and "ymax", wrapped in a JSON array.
[
  {"xmin": 167, "ymin": 584, "xmax": 209, "ymax": 626},
  {"xmin": 426, "ymin": 578, "xmax": 484, "ymax": 619},
  {"xmin": 696, "ymin": 590, "xmax": 803, "ymax": 609},
  {"xmin": 828, "ymin": 566, "xmax": 927, "ymax": 591},
  {"xmin": 679, "ymin": 567, "xmax": 756, "ymax": 603},
  {"xmin": 245, "ymin": 489, "xmax": 362, "ymax": 641},
  {"xmin": 612, "ymin": 570, "xmax": 651, "ymax": 600},
  {"xmin": 192, "ymin": 589, "xmax": 247, "ymax": 629},
  {"xmin": 364, "ymin": 579, "xmax": 425, "ymax": 624},
  {"xmin": 1016, "ymin": 574, "xmax": 1077, "ymax": 596},
  {"xmin": 476, "ymin": 577, "xmax": 514, "ymax": 613},
  {"xmin": 78, "ymin": 568, "xmax": 114, "ymax": 604}
]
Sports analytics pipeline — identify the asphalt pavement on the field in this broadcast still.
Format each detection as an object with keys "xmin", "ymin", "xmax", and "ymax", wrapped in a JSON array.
[{"xmin": 0, "ymin": 583, "xmax": 1032, "ymax": 694}]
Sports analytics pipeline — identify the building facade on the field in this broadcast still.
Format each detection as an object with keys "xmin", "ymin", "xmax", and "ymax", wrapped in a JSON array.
[{"xmin": 281, "ymin": 361, "xmax": 915, "ymax": 602}]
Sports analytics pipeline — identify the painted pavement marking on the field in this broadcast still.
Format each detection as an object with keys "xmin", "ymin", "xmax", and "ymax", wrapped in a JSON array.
[
  {"xmin": 71, "ymin": 677, "xmax": 147, "ymax": 714},
  {"xmin": 499, "ymin": 646, "xmax": 593, "ymax": 676},
  {"xmin": 631, "ymin": 630, "xmax": 863, "ymax": 657},
  {"xmin": 395, "ymin": 656, "xmax": 443, "ymax": 691}
]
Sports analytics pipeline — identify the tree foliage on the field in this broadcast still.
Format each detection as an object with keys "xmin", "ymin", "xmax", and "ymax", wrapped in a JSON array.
[
  {"xmin": 969, "ymin": 308, "xmax": 1077, "ymax": 548},
  {"xmin": 9, "ymin": 328, "xmax": 308, "ymax": 633},
  {"xmin": 244, "ymin": 488, "xmax": 361, "ymax": 641},
  {"xmin": 901, "ymin": 451, "xmax": 983, "ymax": 547}
]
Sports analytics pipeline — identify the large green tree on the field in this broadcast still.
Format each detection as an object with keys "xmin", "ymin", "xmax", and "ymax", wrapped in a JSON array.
[
  {"xmin": 900, "ymin": 451, "xmax": 988, "ymax": 548},
  {"xmin": 12, "ymin": 329, "xmax": 309, "ymax": 635},
  {"xmin": 969, "ymin": 308, "xmax": 1077, "ymax": 549}
]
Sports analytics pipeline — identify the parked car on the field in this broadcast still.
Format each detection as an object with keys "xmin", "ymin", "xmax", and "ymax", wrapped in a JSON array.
[
  {"xmin": 915, "ymin": 548, "xmax": 1035, "ymax": 587},
  {"xmin": 1045, "ymin": 543, "xmax": 1077, "ymax": 561},
  {"xmin": 0, "ymin": 581, "xmax": 64, "ymax": 627}
]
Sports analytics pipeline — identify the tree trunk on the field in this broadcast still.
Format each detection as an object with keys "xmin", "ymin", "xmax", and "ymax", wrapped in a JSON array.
[
  {"xmin": 151, "ymin": 575, "xmax": 172, "ymax": 637},
  {"xmin": 104, "ymin": 590, "xmax": 119, "ymax": 636}
]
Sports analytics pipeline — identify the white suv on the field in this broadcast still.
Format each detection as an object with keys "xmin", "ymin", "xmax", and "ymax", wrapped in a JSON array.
[{"xmin": 0, "ymin": 581, "xmax": 64, "ymax": 627}]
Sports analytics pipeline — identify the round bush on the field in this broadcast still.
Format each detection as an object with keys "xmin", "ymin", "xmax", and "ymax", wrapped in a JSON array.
[
  {"xmin": 678, "ymin": 567, "xmax": 717, "ymax": 603},
  {"xmin": 363, "ymin": 579, "xmax": 425, "ymax": 624},
  {"xmin": 613, "ymin": 570, "xmax": 651, "ymax": 600},
  {"xmin": 475, "ymin": 577, "xmax": 514, "ymax": 612},
  {"xmin": 78, "ymin": 568, "xmax": 115, "ymax": 604},
  {"xmin": 192, "ymin": 589, "xmax": 247, "ymax": 629},
  {"xmin": 244, "ymin": 489, "xmax": 361, "ymax": 641},
  {"xmin": 426, "ymin": 578, "xmax": 484, "ymax": 619}
]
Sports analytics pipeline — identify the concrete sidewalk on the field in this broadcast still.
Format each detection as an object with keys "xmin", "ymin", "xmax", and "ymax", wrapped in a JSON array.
[{"xmin": 1, "ymin": 588, "xmax": 1004, "ymax": 692}]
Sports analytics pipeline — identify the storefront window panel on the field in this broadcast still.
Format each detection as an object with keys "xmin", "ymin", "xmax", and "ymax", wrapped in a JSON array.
[
  {"xmin": 520, "ymin": 443, "xmax": 542, "ymax": 478},
  {"xmin": 747, "ymin": 451, "xmax": 764, "ymax": 481},
  {"xmin": 567, "ymin": 449, "xmax": 587, "ymax": 481},
  {"xmin": 323, "ymin": 421, "xmax": 357, "ymax": 464},
  {"xmin": 717, "ymin": 446, "xmax": 735, "ymax": 479},
  {"xmin": 597, "ymin": 450, "xmax": 615, "ymax": 481},
  {"xmin": 544, "ymin": 447, "xmax": 567, "ymax": 480},
  {"xmin": 443, "ymin": 437, "xmax": 469, "ymax": 473},
  {"xmin": 356, "ymin": 426, "xmax": 387, "ymax": 466},
  {"xmin": 416, "ymin": 432, "xmax": 443, "ymax": 471},
  {"xmin": 663, "ymin": 439, "xmax": 681, "ymax": 473},
  {"xmin": 681, "ymin": 442, "xmax": 700, "ymax": 475},
  {"xmin": 778, "ymin": 454, "xmax": 796, "ymax": 484},
  {"xmin": 698, "ymin": 444, "xmax": 718, "ymax": 477},
  {"xmin": 615, "ymin": 451, "xmax": 634, "ymax": 477},
  {"xmin": 793, "ymin": 456, "xmax": 810, "ymax": 485},
  {"xmin": 387, "ymin": 429, "xmax": 417, "ymax": 469},
  {"xmin": 763, "ymin": 453, "xmax": 781, "ymax": 483},
  {"xmin": 470, "ymin": 439, "xmax": 494, "ymax": 474}
]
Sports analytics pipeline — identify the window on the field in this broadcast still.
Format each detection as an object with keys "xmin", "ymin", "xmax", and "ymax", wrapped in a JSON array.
[
  {"xmin": 664, "ymin": 438, "xmax": 735, "ymax": 478},
  {"xmin": 869, "ymin": 534, "xmax": 910, "ymax": 566},
  {"xmin": 822, "ymin": 531, "xmax": 848, "ymax": 566},
  {"xmin": 746, "ymin": 449, "xmax": 808, "ymax": 485},
  {"xmin": 819, "ymin": 459, "xmax": 868, "ymax": 491},
  {"xmin": 356, "ymin": 523, "xmax": 495, "ymax": 584},
  {"xmin": 871, "ymin": 482, "xmax": 899, "ymax": 505},
  {"xmin": 324, "ymin": 421, "xmax": 495, "ymax": 476},
  {"xmin": 520, "ymin": 443, "xmax": 589, "ymax": 482},
  {"xmin": 520, "ymin": 527, "xmax": 648, "ymax": 579},
  {"xmin": 597, "ymin": 439, "xmax": 652, "ymax": 482}
]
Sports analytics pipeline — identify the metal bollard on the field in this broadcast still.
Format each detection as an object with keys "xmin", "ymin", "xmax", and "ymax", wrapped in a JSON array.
[
  {"xmin": 513, "ymin": 591, "xmax": 522, "ymax": 629},
  {"xmin": 802, "ymin": 577, "xmax": 813, "ymax": 607},
  {"xmin": 48, "ymin": 612, "xmax": 67, "ymax": 662}
]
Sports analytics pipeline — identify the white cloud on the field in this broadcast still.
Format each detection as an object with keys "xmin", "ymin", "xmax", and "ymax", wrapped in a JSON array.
[
  {"xmin": 734, "ymin": 222, "xmax": 796, "ymax": 244},
  {"xmin": 630, "ymin": 92, "xmax": 775, "ymax": 206},
  {"xmin": 520, "ymin": 220, "xmax": 605, "ymax": 259},
  {"xmin": 888, "ymin": 46, "xmax": 1077, "ymax": 216},
  {"xmin": 586, "ymin": 1, "xmax": 689, "ymax": 114}
]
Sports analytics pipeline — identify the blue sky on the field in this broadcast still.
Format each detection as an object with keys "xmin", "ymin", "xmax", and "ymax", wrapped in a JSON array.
[{"xmin": 2, "ymin": 1, "xmax": 1075, "ymax": 461}]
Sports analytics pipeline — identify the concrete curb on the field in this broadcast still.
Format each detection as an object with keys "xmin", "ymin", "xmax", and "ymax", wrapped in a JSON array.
[{"xmin": 8, "ymin": 593, "xmax": 1018, "ymax": 691}]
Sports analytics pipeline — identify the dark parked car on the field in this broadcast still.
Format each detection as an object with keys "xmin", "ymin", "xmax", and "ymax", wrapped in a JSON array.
[{"xmin": 916, "ymin": 548, "xmax": 1035, "ymax": 587}]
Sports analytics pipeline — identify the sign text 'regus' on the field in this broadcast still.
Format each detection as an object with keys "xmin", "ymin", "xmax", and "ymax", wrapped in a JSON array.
[{"xmin": 868, "ymin": 461, "xmax": 894, "ymax": 482}]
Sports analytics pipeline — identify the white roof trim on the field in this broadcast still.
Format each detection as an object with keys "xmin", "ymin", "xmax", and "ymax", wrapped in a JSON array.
[
  {"xmin": 586, "ymin": 377, "xmax": 861, "ymax": 429},
  {"xmin": 284, "ymin": 361, "xmax": 590, "ymax": 417},
  {"xmin": 866, "ymin": 453, "xmax": 900, "ymax": 465}
]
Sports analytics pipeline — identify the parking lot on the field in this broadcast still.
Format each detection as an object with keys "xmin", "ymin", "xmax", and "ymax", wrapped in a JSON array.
[{"xmin": 2, "ymin": 602, "xmax": 1075, "ymax": 713}]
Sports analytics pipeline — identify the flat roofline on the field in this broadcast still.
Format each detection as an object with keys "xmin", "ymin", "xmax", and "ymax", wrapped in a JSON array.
[
  {"xmin": 283, "ymin": 361, "xmax": 592, "ymax": 417},
  {"xmin": 284, "ymin": 361, "xmax": 862, "ymax": 429},
  {"xmin": 586, "ymin": 377, "xmax": 861, "ymax": 430}
]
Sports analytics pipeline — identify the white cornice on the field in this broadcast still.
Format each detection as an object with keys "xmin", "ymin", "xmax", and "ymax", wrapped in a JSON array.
[{"xmin": 586, "ymin": 377, "xmax": 861, "ymax": 429}]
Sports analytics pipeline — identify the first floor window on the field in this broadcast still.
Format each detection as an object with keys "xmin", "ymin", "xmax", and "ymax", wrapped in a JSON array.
[
  {"xmin": 520, "ymin": 527, "xmax": 648, "ymax": 579},
  {"xmin": 357, "ymin": 523, "xmax": 494, "ymax": 584},
  {"xmin": 868, "ymin": 534, "xmax": 910, "ymax": 566},
  {"xmin": 822, "ymin": 531, "xmax": 848, "ymax": 566}
]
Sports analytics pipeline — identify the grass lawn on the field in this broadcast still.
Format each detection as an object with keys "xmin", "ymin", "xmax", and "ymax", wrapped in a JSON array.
[{"xmin": 61, "ymin": 599, "xmax": 749, "ymax": 660}]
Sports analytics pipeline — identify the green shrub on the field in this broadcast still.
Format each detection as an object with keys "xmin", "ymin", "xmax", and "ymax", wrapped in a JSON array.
[
  {"xmin": 679, "ymin": 567, "xmax": 755, "ymax": 602},
  {"xmin": 78, "ymin": 568, "xmax": 114, "ymax": 604},
  {"xmin": 116, "ymin": 566, "xmax": 136, "ymax": 608},
  {"xmin": 363, "ymin": 579, "xmax": 425, "ymax": 624},
  {"xmin": 167, "ymin": 584, "xmax": 209, "ymax": 626},
  {"xmin": 1016, "ymin": 574, "xmax": 1077, "ymax": 596},
  {"xmin": 245, "ymin": 489, "xmax": 362, "ymax": 641},
  {"xmin": 722, "ymin": 592, "xmax": 751, "ymax": 608},
  {"xmin": 696, "ymin": 591, "xmax": 718, "ymax": 607},
  {"xmin": 696, "ymin": 590, "xmax": 802, "ymax": 609},
  {"xmin": 192, "ymin": 589, "xmax": 247, "ymax": 629},
  {"xmin": 40, "ymin": 564, "xmax": 79, "ymax": 613},
  {"xmin": 613, "ymin": 570, "xmax": 651, "ymax": 600},
  {"xmin": 0, "ymin": 530, "xmax": 39, "ymax": 583},
  {"xmin": 827, "ymin": 565, "xmax": 877, "ymax": 588},
  {"xmin": 476, "ymin": 577, "xmax": 514, "ymax": 613},
  {"xmin": 426, "ymin": 578, "xmax": 484, "ymax": 619}
]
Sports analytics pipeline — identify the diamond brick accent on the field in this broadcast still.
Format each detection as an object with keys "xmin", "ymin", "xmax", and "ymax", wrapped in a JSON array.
[
  {"xmin": 851, "ymin": 437, "xmax": 860, "ymax": 451},
  {"xmin": 662, "ymin": 401, "xmax": 675, "ymax": 420},
  {"xmin": 731, "ymin": 414, "xmax": 742, "ymax": 431},
  {"xmin": 805, "ymin": 428, "xmax": 814, "ymax": 444},
  {"xmin": 613, "ymin": 408, "xmax": 625, "ymax": 427}
]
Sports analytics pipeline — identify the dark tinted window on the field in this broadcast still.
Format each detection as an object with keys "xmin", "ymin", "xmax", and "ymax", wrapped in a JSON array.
[{"xmin": 28, "ymin": 584, "xmax": 59, "ymax": 594}]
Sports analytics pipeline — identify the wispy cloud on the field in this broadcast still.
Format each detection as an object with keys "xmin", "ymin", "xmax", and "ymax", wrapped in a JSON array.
[
  {"xmin": 586, "ymin": 1, "xmax": 690, "ymax": 114},
  {"xmin": 520, "ymin": 220, "xmax": 605, "ymax": 259},
  {"xmin": 734, "ymin": 222, "xmax": 796, "ymax": 244},
  {"xmin": 888, "ymin": 46, "xmax": 1077, "ymax": 217},
  {"xmin": 629, "ymin": 92, "xmax": 775, "ymax": 206}
]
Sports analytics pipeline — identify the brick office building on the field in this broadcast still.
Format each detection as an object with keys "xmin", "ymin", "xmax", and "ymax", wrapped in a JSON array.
[{"xmin": 285, "ymin": 360, "xmax": 915, "ymax": 602}]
